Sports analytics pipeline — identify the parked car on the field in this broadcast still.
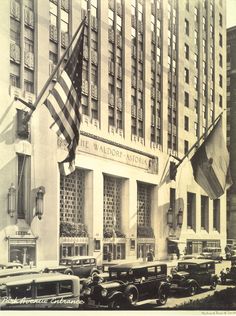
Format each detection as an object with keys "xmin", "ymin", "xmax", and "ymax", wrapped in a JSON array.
[
  {"xmin": 0, "ymin": 267, "xmax": 42, "ymax": 279},
  {"xmin": 44, "ymin": 256, "xmax": 100, "ymax": 278},
  {"xmin": 81, "ymin": 261, "xmax": 170, "ymax": 309},
  {"xmin": 200, "ymin": 247, "xmax": 224, "ymax": 262},
  {"xmin": 170, "ymin": 259, "xmax": 218, "ymax": 296},
  {"xmin": 220, "ymin": 255, "xmax": 236, "ymax": 284},
  {"xmin": 0, "ymin": 263, "xmax": 23, "ymax": 270},
  {"xmin": 0, "ymin": 273, "xmax": 81, "ymax": 310}
]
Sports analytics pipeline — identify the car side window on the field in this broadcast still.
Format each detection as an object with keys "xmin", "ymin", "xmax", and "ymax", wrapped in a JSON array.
[
  {"xmin": 207, "ymin": 263, "xmax": 214, "ymax": 270},
  {"xmin": 59, "ymin": 280, "xmax": 73, "ymax": 294},
  {"xmin": 147, "ymin": 266, "xmax": 156, "ymax": 276},
  {"xmin": 198, "ymin": 264, "xmax": 207, "ymax": 271},
  {"xmin": 83, "ymin": 259, "xmax": 90, "ymax": 265},
  {"xmin": 36, "ymin": 282, "xmax": 57, "ymax": 297},
  {"xmin": 9, "ymin": 284, "xmax": 32, "ymax": 299}
]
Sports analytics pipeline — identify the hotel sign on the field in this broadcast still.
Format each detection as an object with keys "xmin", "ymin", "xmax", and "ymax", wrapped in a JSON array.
[{"xmin": 58, "ymin": 135, "xmax": 158, "ymax": 173}]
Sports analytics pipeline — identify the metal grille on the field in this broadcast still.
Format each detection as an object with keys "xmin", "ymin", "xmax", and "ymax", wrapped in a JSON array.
[
  {"xmin": 137, "ymin": 183, "xmax": 151, "ymax": 226},
  {"xmin": 103, "ymin": 175, "xmax": 122, "ymax": 231},
  {"xmin": 60, "ymin": 169, "xmax": 85, "ymax": 223}
]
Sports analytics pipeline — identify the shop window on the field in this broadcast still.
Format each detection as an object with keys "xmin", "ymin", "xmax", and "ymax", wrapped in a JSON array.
[
  {"xmin": 9, "ymin": 285, "xmax": 33, "ymax": 299},
  {"xmin": 9, "ymin": 243, "xmax": 36, "ymax": 266}
]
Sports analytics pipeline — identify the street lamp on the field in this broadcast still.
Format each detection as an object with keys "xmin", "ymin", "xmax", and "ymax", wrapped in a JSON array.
[
  {"xmin": 177, "ymin": 209, "xmax": 183, "ymax": 227},
  {"xmin": 35, "ymin": 186, "xmax": 45, "ymax": 220},
  {"xmin": 8, "ymin": 184, "xmax": 16, "ymax": 217},
  {"xmin": 167, "ymin": 208, "xmax": 174, "ymax": 227}
]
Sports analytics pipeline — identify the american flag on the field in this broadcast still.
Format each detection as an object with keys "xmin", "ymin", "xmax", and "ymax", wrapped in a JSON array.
[{"xmin": 44, "ymin": 25, "xmax": 85, "ymax": 175}]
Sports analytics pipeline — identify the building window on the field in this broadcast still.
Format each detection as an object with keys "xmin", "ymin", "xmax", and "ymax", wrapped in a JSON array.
[
  {"xmin": 213, "ymin": 199, "xmax": 220, "ymax": 231},
  {"xmin": 17, "ymin": 154, "xmax": 30, "ymax": 219},
  {"xmin": 184, "ymin": 91, "xmax": 189, "ymax": 107},
  {"xmin": 170, "ymin": 188, "xmax": 176, "ymax": 214},
  {"xmin": 184, "ymin": 68, "xmax": 189, "ymax": 84},
  {"xmin": 201, "ymin": 195, "xmax": 209, "ymax": 230},
  {"xmin": 103, "ymin": 175, "xmax": 122, "ymax": 235},
  {"xmin": 219, "ymin": 33, "xmax": 223, "ymax": 47},
  {"xmin": 184, "ymin": 116, "xmax": 189, "ymax": 131},
  {"xmin": 219, "ymin": 13, "xmax": 223, "ymax": 27},
  {"xmin": 219, "ymin": 94, "xmax": 223, "ymax": 108},
  {"xmin": 219, "ymin": 74, "xmax": 223, "ymax": 88},
  {"xmin": 137, "ymin": 182, "xmax": 152, "ymax": 229},
  {"xmin": 184, "ymin": 43, "xmax": 189, "ymax": 60},
  {"xmin": 187, "ymin": 192, "xmax": 196, "ymax": 229},
  {"xmin": 194, "ymin": 99, "xmax": 198, "ymax": 113},
  {"xmin": 184, "ymin": 140, "xmax": 189, "ymax": 154},
  {"xmin": 219, "ymin": 53, "xmax": 223, "ymax": 67},
  {"xmin": 60, "ymin": 169, "xmax": 85, "ymax": 224},
  {"xmin": 185, "ymin": 19, "xmax": 189, "ymax": 36}
]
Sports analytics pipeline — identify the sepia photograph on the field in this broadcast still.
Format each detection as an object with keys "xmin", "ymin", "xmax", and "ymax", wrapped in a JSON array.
[{"xmin": 0, "ymin": 0, "xmax": 236, "ymax": 313}]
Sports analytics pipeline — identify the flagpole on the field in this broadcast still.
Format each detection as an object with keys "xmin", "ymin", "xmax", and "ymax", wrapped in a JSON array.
[
  {"xmin": 174, "ymin": 110, "xmax": 225, "ymax": 170},
  {"xmin": 23, "ymin": 16, "xmax": 87, "ymax": 124}
]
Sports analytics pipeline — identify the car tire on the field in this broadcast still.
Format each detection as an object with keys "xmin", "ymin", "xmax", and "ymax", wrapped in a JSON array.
[
  {"xmin": 157, "ymin": 289, "xmax": 168, "ymax": 306},
  {"xmin": 210, "ymin": 279, "xmax": 217, "ymax": 290},
  {"xmin": 108, "ymin": 298, "xmax": 124, "ymax": 310},
  {"xmin": 124, "ymin": 285, "xmax": 139, "ymax": 305},
  {"xmin": 188, "ymin": 283, "xmax": 198, "ymax": 296}
]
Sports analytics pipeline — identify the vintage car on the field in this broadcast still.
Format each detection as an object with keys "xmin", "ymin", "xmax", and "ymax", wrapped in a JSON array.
[
  {"xmin": 200, "ymin": 247, "xmax": 224, "ymax": 262},
  {"xmin": 170, "ymin": 259, "xmax": 218, "ymax": 296},
  {"xmin": 0, "ymin": 267, "xmax": 42, "ymax": 279},
  {"xmin": 0, "ymin": 273, "xmax": 81, "ymax": 310},
  {"xmin": 81, "ymin": 262, "xmax": 170, "ymax": 309},
  {"xmin": 0, "ymin": 263, "xmax": 23, "ymax": 270},
  {"xmin": 44, "ymin": 256, "xmax": 100, "ymax": 278},
  {"xmin": 220, "ymin": 255, "xmax": 236, "ymax": 284}
]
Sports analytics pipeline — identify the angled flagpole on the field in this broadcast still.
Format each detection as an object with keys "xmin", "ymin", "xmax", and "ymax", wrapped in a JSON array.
[
  {"xmin": 22, "ymin": 16, "xmax": 87, "ymax": 125},
  {"xmin": 170, "ymin": 109, "xmax": 227, "ymax": 180}
]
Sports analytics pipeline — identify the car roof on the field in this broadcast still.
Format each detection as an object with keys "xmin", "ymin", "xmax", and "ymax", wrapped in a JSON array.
[
  {"xmin": 178, "ymin": 259, "xmax": 215, "ymax": 265},
  {"xmin": 62, "ymin": 256, "xmax": 96, "ymax": 260},
  {"xmin": 0, "ymin": 273, "xmax": 79, "ymax": 286},
  {"xmin": 0, "ymin": 268, "xmax": 42, "ymax": 278},
  {"xmin": 109, "ymin": 261, "xmax": 166, "ymax": 271},
  {"xmin": 0, "ymin": 263, "xmax": 23, "ymax": 267}
]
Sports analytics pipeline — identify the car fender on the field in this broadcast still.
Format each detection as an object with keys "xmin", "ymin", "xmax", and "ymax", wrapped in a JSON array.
[
  {"xmin": 90, "ymin": 268, "xmax": 100, "ymax": 276},
  {"xmin": 158, "ymin": 281, "xmax": 170, "ymax": 294},
  {"xmin": 108, "ymin": 290, "xmax": 124, "ymax": 301},
  {"xmin": 185, "ymin": 278, "xmax": 199, "ymax": 288},
  {"xmin": 64, "ymin": 268, "xmax": 74, "ymax": 275}
]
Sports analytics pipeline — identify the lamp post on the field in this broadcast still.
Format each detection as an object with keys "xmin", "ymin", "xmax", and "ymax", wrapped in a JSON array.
[
  {"xmin": 35, "ymin": 186, "xmax": 45, "ymax": 220},
  {"xmin": 167, "ymin": 208, "xmax": 174, "ymax": 227},
  {"xmin": 8, "ymin": 184, "xmax": 16, "ymax": 217}
]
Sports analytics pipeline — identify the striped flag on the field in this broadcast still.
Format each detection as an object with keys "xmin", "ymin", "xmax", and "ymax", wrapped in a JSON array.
[{"xmin": 44, "ymin": 25, "xmax": 85, "ymax": 175}]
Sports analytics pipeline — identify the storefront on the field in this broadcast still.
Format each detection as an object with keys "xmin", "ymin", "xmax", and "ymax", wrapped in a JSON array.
[
  {"xmin": 186, "ymin": 239, "xmax": 221, "ymax": 254},
  {"xmin": 103, "ymin": 238, "xmax": 126, "ymax": 261},
  {"xmin": 60, "ymin": 237, "xmax": 89, "ymax": 258}
]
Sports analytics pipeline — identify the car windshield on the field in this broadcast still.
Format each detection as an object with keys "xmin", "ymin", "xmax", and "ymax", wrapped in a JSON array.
[{"xmin": 178, "ymin": 263, "xmax": 196, "ymax": 272}]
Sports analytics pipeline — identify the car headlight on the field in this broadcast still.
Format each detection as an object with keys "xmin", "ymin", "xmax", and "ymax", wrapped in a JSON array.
[
  {"xmin": 101, "ymin": 289, "xmax": 107, "ymax": 297},
  {"xmin": 84, "ymin": 288, "xmax": 91, "ymax": 296}
]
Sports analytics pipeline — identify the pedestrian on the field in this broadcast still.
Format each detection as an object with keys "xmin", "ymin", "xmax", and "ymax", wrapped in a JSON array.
[
  {"xmin": 147, "ymin": 249, "xmax": 154, "ymax": 262},
  {"xmin": 176, "ymin": 247, "xmax": 180, "ymax": 260}
]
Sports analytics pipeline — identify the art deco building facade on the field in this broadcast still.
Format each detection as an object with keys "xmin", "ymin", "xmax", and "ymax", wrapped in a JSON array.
[
  {"xmin": 0, "ymin": 0, "xmax": 227, "ymax": 267},
  {"xmin": 227, "ymin": 26, "xmax": 236, "ymax": 242}
]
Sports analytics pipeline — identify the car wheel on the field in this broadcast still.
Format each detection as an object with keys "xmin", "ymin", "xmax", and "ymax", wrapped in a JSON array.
[
  {"xmin": 108, "ymin": 298, "xmax": 123, "ymax": 310},
  {"xmin": 188, "ymin": 283, "xmax": 197, "ymax": 296},
  {"xmin": 157, "ymin": 289, "xmax": 168, "ymax": 306},
  {"xmin": 124, "ymin": 285, "xmax": 138, "ymax": 305},
  {"xmin": 210, "ymin": 279, "xmax": 217, "ymax": 290}
]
